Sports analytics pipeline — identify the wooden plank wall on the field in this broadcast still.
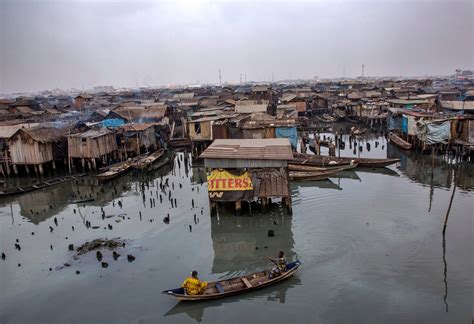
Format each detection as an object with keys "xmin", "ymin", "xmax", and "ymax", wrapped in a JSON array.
[
  {"xmin": 68, "ymin": 134, "xmax": 117, "ymax": 159},
  {"xmin": 8, "ymin": 134, "xmax": 53, "ymax": 164}
]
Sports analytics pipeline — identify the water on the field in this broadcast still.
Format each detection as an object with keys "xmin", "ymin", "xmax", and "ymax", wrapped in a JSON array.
[{"xmin": 0, "ymin": 131, "xmax": 472, "ymax": 323}]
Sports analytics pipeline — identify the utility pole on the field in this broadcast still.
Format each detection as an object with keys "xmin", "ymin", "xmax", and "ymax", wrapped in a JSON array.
[
  {"xmin": 240, "ymin": 73, "xmax": 242, "ymax": 84},
  {"xmin": 271, "ymin": 72, "xmax": 274, "ymax": 83},
  {"xmin": 362, "ymin": 64, "xmax": 365, "ymax": 78},
  {"xmin": 219, "ymin": 68, "xmax": 222, "ymax": 86}
]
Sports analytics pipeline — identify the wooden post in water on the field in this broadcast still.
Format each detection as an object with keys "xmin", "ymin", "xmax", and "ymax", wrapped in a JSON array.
[{"xmin": 442, "ymin": 168, "xmax": 457, "ymax": 235}]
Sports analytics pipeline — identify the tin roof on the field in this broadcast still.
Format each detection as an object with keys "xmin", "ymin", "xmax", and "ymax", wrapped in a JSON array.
[
  {"xmin": 0, "ymin": 123, "xmax": 39, "ymax": 139},
  {"xmin": 121, "ymin": 123, "xmax": 155, "ymax": 132},
  {"xmin": 200, "ymin": 139, "xmax": 293, "ymax": 161},
  {"xmin": 68, "ymin": 129, "xmax": 114, "ymax": 138},
  {"xmin": 235, "ymin": 104, "xmax": 267, "ymax": 114},
  {"xmin": 441, "ymin": 101, "xmax": 474, "ymax": 111}
]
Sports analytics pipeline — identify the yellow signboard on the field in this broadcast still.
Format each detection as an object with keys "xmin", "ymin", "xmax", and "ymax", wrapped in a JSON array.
[{"xmin": 207, "ymin": 170, "xmax": 253, "ymax": 191}]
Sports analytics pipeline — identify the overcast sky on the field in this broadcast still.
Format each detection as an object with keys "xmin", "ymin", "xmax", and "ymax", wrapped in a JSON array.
[{"xmin": 0, "ymin": 0, "xmax": 472, "ymax": 93}]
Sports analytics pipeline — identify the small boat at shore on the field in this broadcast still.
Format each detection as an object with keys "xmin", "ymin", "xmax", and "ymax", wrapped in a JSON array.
[
  {"xmin": 132, "ymin": 149, "xmax": 165, "ymax": 170},
  {"xmin": 163, "ymin": 261, "xmax": 300, "ymax": 301},
  {"xmin": 388, "ymin": 132, "xmax": 412, "ymax": 150},
  {"xmin": 290, "ymin": 168, "xmax": 345, "ymax": 181},
  {"xmin": 96, "ymin": 162, "xmax": 131, "ymax": 182}
]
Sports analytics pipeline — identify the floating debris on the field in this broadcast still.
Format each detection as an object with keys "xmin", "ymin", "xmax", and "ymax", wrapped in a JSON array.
[{"xmin": 75, "ymin": 238, "xmax": 126, "ymax": 256}]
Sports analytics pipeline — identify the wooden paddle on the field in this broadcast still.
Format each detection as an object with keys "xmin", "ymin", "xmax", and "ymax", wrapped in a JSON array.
[{"xmin": 266, "ymin": 256, "xmax": 278, "ymax": 266}]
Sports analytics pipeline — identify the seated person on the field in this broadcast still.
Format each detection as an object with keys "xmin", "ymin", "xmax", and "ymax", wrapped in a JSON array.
[
  {"xmin": 181, "ymin": 270, "xmax": 208, "ymax": 295},
  {"xmin": 268, "ymin": 251, "xmax": 287, "ymax": 279}
]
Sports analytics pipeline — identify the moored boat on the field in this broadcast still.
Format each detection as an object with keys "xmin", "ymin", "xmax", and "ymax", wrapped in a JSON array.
[
  {"xmin": 289, "ymin": 161, "xmax": 358, "ymax": 172},
  {"xmin": 289, "ymin": 168, "xmax": 344, "ymax": 181},
  {"xmin": 132, "ymin": 149, "xmax": 165, "ymax": 170},
  {"xmin": 293, "ymin": 153, "xmax": 400, "ymax": 168},
  {"xmin": 163, "ymin": 261, "xmax": 301, "ymax": 301},
  {"xmin": 388, "ymin": 132, "xmax": 412, "ymax": 150},
  {"xmin": 96, "ymin": 162, "xmax": 131, "ymax": 181}
]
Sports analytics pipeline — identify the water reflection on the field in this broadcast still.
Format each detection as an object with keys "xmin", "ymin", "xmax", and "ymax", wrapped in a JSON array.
[
  {"xmin": 17, "ymin": 182, "xmax": 73, "ymax": 224},
  {"xmin": 211, "ymin": 206, "xmax": 296, "ymax": 276},
  {"xmin": 164, "ymin": 277, "xmax": 301, "ymax": 322}
]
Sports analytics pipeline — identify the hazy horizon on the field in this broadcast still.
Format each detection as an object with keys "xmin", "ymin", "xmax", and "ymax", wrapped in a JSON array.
[{"xmin": 1, "ymin": 0, "xmax": 472, "ymax": 94}]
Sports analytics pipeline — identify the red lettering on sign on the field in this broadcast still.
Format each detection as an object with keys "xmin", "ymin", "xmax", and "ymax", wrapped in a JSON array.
[
  {"xmin": 235, "ymin": 178, "xmax": 242, "ymax": 188},
  {"xmin": 228, "ymin": 178, "xmax": 234, "ymax": 189}
]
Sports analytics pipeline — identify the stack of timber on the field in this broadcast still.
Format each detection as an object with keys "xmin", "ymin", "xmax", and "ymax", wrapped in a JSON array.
[
  {"xmin": 388, "ymin": 132, "xmax": 413, "ymax": 150},
  {"xmin": 169, "ymin": 138, "xmax": 191, "ymax": 148},
  {"xmin": 163, "ymin": 261, "xmax": 301, "ymax": 301},
  {"xmin": 0, "ymin": 174, "xmax": 87, "ymax": 197},
  {"xmin": 132, "ymin": 149, "xmax": 165, "ymax": 170}
]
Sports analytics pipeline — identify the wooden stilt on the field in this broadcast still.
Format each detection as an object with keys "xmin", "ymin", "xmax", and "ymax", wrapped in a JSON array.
[
  {"xmin": 12, "ymin": 164, "xmax": 18, "ymax": 175},
  {"xmin": 38, "ymin": 164, "xmax": 44, "ymax": 175},
  {"xmin": 235, "ymin": 201, "xmax": 242, "ymax": 215}
]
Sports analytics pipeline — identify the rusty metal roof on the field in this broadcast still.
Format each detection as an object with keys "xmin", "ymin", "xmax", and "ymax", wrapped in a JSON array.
[
  {"xmin": 121, "ymin": 123, "xmax": 155, "ymax": 132},
  {"xmin": 200, "ymin": 139, "xmax": 293, "ymax": 161}
]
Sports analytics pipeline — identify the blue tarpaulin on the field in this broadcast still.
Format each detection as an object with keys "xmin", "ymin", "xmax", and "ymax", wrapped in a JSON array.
[
  {"xmin": 416, "ymin": 121, "xmax": 451, "ymax": 144},
  {"xmin": 275, "ymin": 127, "xmax": 297, "ymax": 148},
  {"xmin": 102, "ymin": 118, "xmax": 125, "ymax": 128},
  {"xmin": 401, "ymin": 116, "xmax": 408, "ymax": 133}
]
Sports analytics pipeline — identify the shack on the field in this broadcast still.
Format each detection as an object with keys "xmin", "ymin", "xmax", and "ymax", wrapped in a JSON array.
[
  {"xmin": 200, "ymin": 138, "xmax": 294, "ymax": 214},
  {"xmin": 8, "ymin": 125, "xmax": 69, "ymax": 175},
  {"xmin": 0, "ymin": 123, "xmax": 39, "ymax": 176},
  {"xmin": 67, "ymin": 128, "xmax": 118, "ymax": 171},
  {"xmin": 119, "ymin": 123, "xmax": 157, "ymax": 156}
]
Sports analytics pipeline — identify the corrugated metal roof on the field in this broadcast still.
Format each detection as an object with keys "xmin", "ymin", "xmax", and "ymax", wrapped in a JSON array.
[
  {"xmin": 200, "ymin": 139, "xmax": 293, "ymax": 161},
  {"xmin": 121, "ymin": 123, "xmax": 155, "ymax": 132},
  {"xmin": 235, "ymin": 104, "xmax": 267, "ymax": 114},
  {"xmin": 68, "ymin": 129, "xmax": 114, "ymax": 138},
  {"xmin": 441, "ymin": 101, "xmax": 474, "ymax": 111},
  {"xmin": 0, "ymin": 123, "xmax": 39, "ymax": 139}
]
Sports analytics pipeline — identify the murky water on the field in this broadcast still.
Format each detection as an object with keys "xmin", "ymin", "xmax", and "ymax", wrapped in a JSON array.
[{"xmin": 1, "ymin": 129, "xmax": 472, "ymax": 323}]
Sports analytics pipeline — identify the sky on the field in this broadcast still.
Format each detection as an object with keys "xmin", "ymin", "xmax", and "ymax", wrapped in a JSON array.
[{"xmin": 0, "ymin": 0, "xmax": 472, "ymax": 93}]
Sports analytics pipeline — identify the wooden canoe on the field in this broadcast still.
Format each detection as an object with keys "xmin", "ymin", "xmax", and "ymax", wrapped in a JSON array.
[
  {"xmin": 163, "ymin": 261, "xmax": 301, "ymax": 301},
  {"xmin": 290, "ymin": 168, "xmax": 344, "ymax": 181},
  {"xmin": 353, "ymin": 158, "xmax": 400, "ymax": 167},
  {"xmin": 293, "ymin": 153, "xmax": 400, "ymax": 168},
  {"xmin": 388, "ymin": 132, "xmax": 412, "ymax": 150},
  {"xmin": 0, "ymin": 174, "xmax": 87, "ymax": 198},
  {"xmin": 314, "ymin": 156, "xmax": 400, "ymax": 168},
  {"xmin": 293, "ymin": 153, "xmax": 353, "ymax": 167},
  {"xmin": 289, "ymin": 161, "xmax": 358, "ymax": 172},
  {"xmin": 96, "ymin": 163, "xmax": 131, "ymax": 181},
  {"xmin": 132, "ymin": 149, "xmax": 165, "ymax": 170}
]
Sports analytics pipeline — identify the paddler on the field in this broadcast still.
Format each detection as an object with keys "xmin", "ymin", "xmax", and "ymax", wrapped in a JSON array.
[
  {"xmin": 267, "ymin": 251, "xmax": 287, "ymax": 279},
  {"xmin": 181, "ymin": 271, "xmax": 208, "ymax": 295}
]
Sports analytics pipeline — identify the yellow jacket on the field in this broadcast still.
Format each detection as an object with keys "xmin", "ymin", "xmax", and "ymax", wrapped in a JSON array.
[{"xmin": 181, "ymin": 277, "xmax": 208, "ymax": 295}]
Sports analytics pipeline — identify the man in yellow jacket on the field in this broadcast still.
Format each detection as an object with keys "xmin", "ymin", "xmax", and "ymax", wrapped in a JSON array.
[{"xmin": 181, "ymin": 271, "xmax": 208, "ymax": 295}]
